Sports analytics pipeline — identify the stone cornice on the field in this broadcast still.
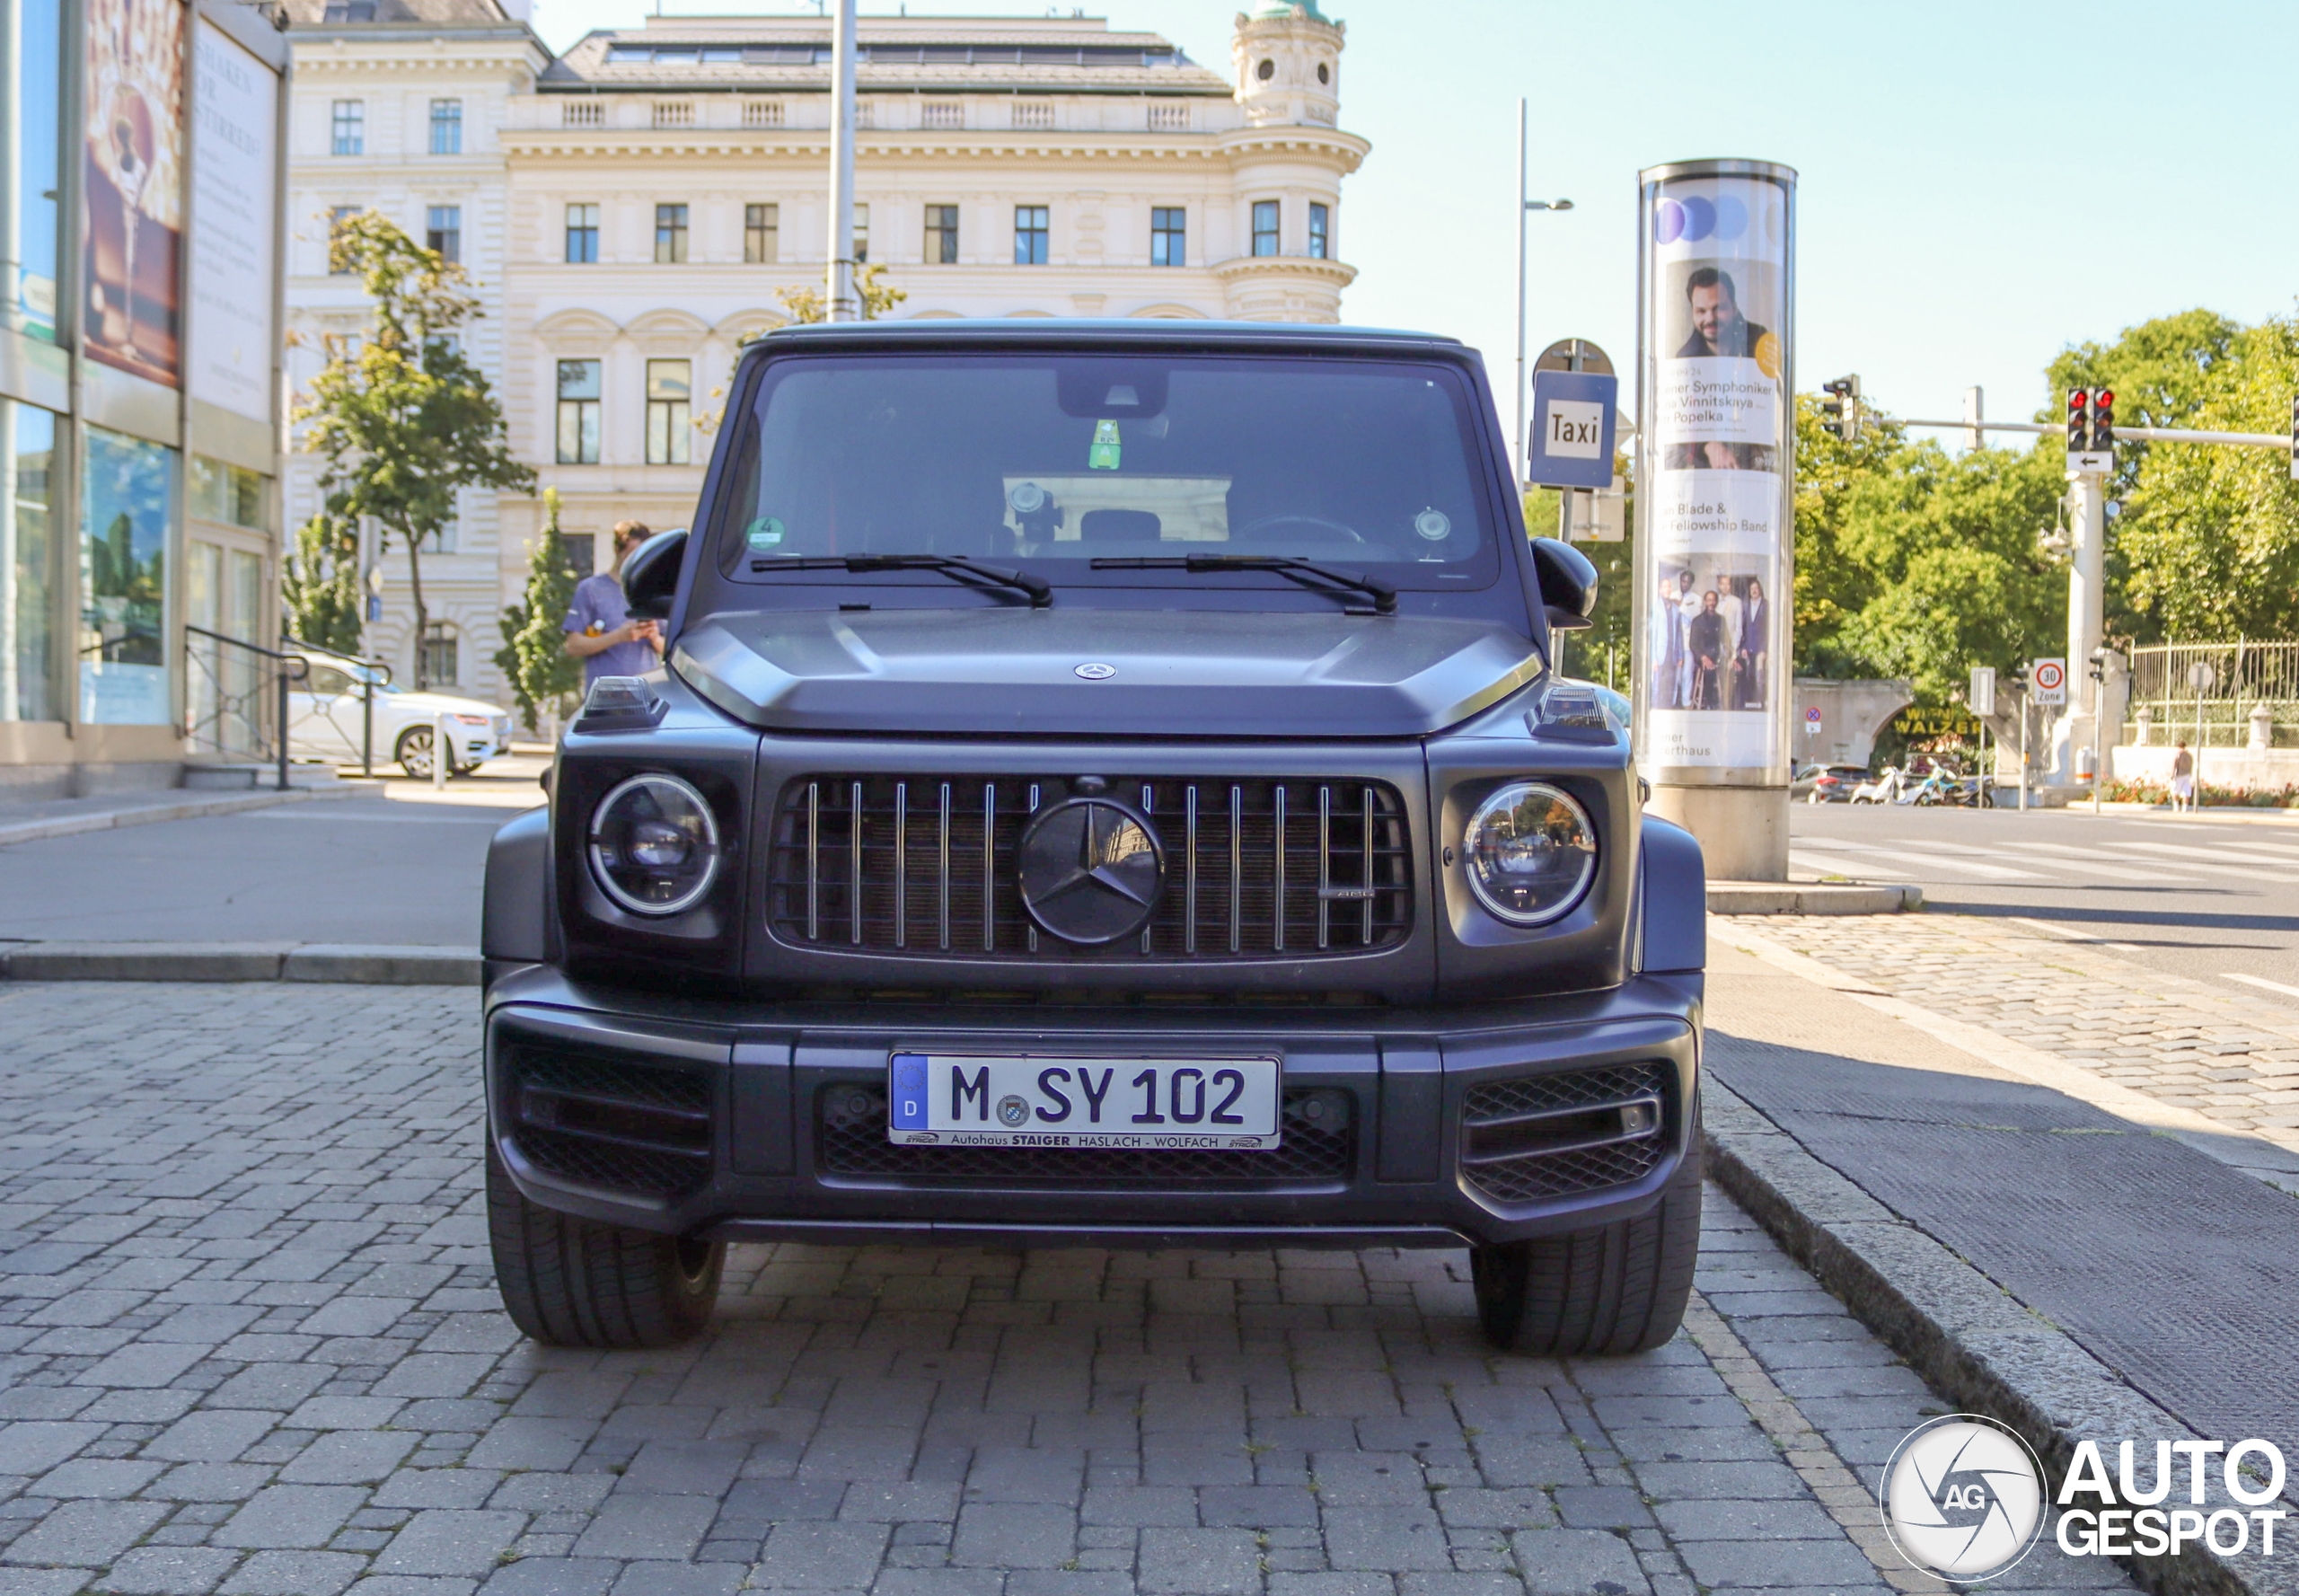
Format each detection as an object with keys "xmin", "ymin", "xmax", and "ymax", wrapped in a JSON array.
[
  {"xmin": 500, "ymin": 128, "xmax": 1359, "ymax": 167},
  {"xmin": 1208, "ymin": 254, "xmax": 1356, "ymax": 288}
]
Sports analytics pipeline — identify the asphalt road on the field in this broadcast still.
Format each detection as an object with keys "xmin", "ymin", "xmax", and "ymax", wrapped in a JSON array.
[{"xmin": 1790, "ymin": 801, "xmax": 2299, "ymax": 1016}]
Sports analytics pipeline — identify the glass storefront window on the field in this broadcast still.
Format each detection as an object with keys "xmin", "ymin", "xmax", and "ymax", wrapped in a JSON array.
[
  {"xmin": 2, "ymin": 399, "xmax": 56, "ymax": 720},
  {"xmin": 4, "ymin": 0, "xmax": 65, "ymax": 341},
  {"xmin": 189, "ymin": 454, "xmax": 268, "ymax": 532},
  {"xmin": 79, "ymin": 425, "xmax": 173, "ymax": 725}
]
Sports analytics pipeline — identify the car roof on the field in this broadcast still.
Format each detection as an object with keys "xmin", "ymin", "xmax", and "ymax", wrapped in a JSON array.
[{"xmin": 740, "ymin": 317, "xmax": 1468, "ymax": 363}]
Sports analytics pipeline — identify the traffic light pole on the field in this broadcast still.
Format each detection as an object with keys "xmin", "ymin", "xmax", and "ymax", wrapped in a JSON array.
[{"xmin": 2058, "ymin": 465, "xmax": 2109, "ymax": 788}]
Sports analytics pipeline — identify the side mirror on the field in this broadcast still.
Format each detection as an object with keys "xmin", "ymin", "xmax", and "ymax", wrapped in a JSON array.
[
  {"xmin": 1528, "ymin": 536, "xmax": 1598, "ymax": 630},
  {"xmin": 621, "ymin": 527, "xmax": 688, "ymax": 621}
]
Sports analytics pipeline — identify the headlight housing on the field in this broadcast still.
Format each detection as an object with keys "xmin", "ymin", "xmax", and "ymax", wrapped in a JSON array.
[
  {"xmin": 1461, "ymin": 781, "xmax": 1597, "ymax": 926},
  {"xmin": 589, "ymin": 773, "xmax": 721, "ymax": 915}
]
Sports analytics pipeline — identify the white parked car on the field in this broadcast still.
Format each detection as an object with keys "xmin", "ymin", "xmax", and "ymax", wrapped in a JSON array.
[{"xmin": 287, "ymin": 645, "xmax": 515, "ymax": 779}]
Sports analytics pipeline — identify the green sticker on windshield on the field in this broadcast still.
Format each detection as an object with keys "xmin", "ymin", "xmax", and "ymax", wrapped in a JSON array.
[
  {"xmin": 1088, "ymin": 419, "xmax": 1121, "ymax": 471},
  {"xmin": 746, "ymin": 516, "xmax": 785, "ymax": 551}
]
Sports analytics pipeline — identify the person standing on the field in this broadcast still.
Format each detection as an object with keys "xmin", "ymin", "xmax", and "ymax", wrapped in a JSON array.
[
  {"xmin": 1716, "ymin": 576, "xmax": 1745, "ymax": 709},
  {"xmin": 2170, "ymin": 740, "xmax": 2195, "ymax": 814},
  {"xmin": 1736, "ymin": 578, "xmax": 1769, "ymax": 710},
  {"xmin": 1675, "ymin": 570, "xmax": 1704, "ymax": 708},
  {"xmin": 563, "ymin": 521, "xmax": 665, "ymax": 688},
  {"xmin": 1687, "ymin": 591, "xmax": 1725, "ymax": 710}
]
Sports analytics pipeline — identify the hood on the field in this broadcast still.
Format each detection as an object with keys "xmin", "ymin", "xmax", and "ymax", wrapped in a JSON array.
[{"xmin": 671, "ymin": 607, "xmax": 1542, "ymax": 739}]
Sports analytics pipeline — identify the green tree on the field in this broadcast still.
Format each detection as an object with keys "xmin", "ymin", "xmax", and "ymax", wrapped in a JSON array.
[
  {"xmin": 494, "ymin": 487, "xmax": 585, "ymax": 733},
  {"xmin": 2117, "ymin": 315, "xmax": 2299, "ymax": 640},
  {"xmin": 295, "ymin": 210, "xmax": 534, "ymax": 688},
  {"xmin": 281, "ymin": 511, "xmax": 364, "ymax": 653},
  {"xmin": 1793, "ymin": 389, "xmax": 2063, "ymax": 702},
  {"xmin": 1523, "ymin": 453, "xmax": 1634, "ymax": 692}
]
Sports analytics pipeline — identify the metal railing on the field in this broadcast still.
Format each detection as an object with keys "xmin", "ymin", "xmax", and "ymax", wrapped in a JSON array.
[
  {"xmin": 2124, "ymin": 641, "xmax": 2299, "ymax": 747},
  {"xmin": 184, "ymin": 627, "xmax": 309, "ymax": 791},
  {"xmin": 283, "ymin": 637, "xmax": 395, "ymax": 777}
]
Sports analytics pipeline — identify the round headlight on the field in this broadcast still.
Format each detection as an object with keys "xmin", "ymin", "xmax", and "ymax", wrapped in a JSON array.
[
  {"xmin": 589, "ymin": 774, "xmax": 721, "ymax": 916},
  {"xmin": 1460, "ymin": 782, "xmax": 1597, "ymax": 926}
]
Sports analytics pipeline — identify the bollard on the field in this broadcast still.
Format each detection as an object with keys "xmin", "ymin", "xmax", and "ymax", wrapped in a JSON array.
[{"xmin": 434, "ymin": 711, "xmax": 451, "ymax": 791}]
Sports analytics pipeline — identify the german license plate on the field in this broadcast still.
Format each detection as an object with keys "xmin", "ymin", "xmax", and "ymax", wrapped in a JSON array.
[{"xmin": 887, "ymin": 1054, "xmax": 1281, "ymax": 1150}]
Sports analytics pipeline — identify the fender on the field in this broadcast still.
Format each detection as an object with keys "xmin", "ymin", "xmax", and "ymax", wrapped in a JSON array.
[
  {"xmin": 1636, "ymin": 814, "xmax": 1706, "ymax": 974},
  {"xmin": 483, "ymin": 806, "xmax": 553, "ymax": 979}
]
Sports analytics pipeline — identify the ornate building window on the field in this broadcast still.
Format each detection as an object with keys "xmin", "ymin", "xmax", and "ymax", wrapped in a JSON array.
[
  {"xmin": 923, "ymin": 205, "xmax": 958, "ymax": 264},
  {"xmin": 1150, "ymin": 207, "xmax": 1185, "ymax": 268},
  {"xmin": 1308, "ymin": 202, "xmax": 1328, "ymax": 260},
  {"xmin": 745, "ymin": 204, "xmax": 780, "ymax": 264},
  {"xmin": 655, "ymin": 204, "xmax": 688, "ymax": 263},
  {"xmin": 646, "ymin": 360, "xmax": 691, "ymax": 466},
  {"xmin": 1013, "ymin": 205, "xmax": 1049, "ymax": 265},
  {"xmin": 556, "ymin": 360, "xmax": 601, "ymax": 464},
  {"xmin": 1251, "ymin": 200, "xmax": 1279, "ymax": 257},
  {"xmin": 565, "ymin": 204, "xmax": 600, "ymax": 264}
]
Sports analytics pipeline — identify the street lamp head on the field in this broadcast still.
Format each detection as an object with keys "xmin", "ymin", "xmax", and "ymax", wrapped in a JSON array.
[{"xmin": 1526, "ymin": 198, "xmax": 1573, "ymax": 212}]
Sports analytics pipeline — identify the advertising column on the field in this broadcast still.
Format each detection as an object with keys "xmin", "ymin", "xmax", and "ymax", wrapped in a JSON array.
[{"xmin": 1632, "ymin": 159, "xmax": 1795, "ymax": 881}]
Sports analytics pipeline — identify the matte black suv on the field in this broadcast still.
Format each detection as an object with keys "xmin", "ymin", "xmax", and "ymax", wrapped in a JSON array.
[{"xmin": 480, "ymin": 321, "xmax": 1708, "ymax": 1355}]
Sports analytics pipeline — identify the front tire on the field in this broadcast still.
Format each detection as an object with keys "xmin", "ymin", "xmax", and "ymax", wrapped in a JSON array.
[
  {"xmin": 486, "ymin": 1142, "xmax": 723, "ymax": 1347},
  {"xmin": 1471, "ymin": 1133, "xmax": 1702, "ymax": 1355}
]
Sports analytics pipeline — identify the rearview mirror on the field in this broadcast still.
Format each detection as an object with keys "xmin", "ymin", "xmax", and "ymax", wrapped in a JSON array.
[
  {"xmin": 621, "ymin": 527, "xmax": 688, "ymax": 621},
  {"xmin": 1528, "ymin": 537, "xmax": 1597, "ymax": 630}
]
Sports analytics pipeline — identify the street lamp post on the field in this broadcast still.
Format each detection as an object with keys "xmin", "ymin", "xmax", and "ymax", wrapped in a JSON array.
[
  {"xmin": 1511, "ymin": 97, "xmax": 1572, "ymax": 483},
  {"xmin": 825, "ymin": 0, "xmax": 859, "ymax": 322}
]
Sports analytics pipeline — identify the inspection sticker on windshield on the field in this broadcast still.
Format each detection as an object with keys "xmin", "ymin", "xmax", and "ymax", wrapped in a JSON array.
[{"xmin": 888, "ymin": 1054, "xmax": 1280, "ymax": 1149}]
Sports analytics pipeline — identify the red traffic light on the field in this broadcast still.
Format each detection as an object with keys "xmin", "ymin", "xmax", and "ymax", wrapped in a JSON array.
[
  {"xmin": 2068, "ymin": 391, "xmax": 2088, "ymax": 410},
  {"xmin": 2095, "ymin": 389, "xmax": 2114, "ymax": 409}
]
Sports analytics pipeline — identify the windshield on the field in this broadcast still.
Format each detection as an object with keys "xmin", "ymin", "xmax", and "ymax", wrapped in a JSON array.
[{"xmin": 711, "ymin": 353, "xmax": 1500, "ymax": 590}]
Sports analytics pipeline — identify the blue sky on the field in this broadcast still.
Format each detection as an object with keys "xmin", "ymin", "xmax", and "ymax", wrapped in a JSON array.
[{"xmin": 529, "ymin": 0, "xmax": 2299, "ymax": 441}]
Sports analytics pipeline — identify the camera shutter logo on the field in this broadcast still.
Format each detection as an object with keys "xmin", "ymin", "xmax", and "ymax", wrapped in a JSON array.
[{"xmin": 1881, "ymin": 1415, "xmax": 2047, "ymax": 1582}]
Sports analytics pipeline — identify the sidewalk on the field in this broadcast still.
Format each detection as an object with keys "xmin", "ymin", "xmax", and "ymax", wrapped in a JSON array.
[
  {"xmin": 0, "ymin": 776, "xmax": 358, "ymax": 846},
  {"xmin": 1704, "ymin": 922, "xmax": 2299, "ymax": 1544}
]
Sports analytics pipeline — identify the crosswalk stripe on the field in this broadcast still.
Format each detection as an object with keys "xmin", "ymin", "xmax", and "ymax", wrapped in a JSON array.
[
  {"xmin": 2015, "ymin": 843, "xmax": 2202, "ymax": 883},
  {"xmin": 2107, "ymin": 840, "xmax": 2299, "ymax": 872},
  {"xmin": 1802, "ymin": 840, "xmax": 2048, "ymax": 880},
  {"xmin": 1788, "ymin": 850, "xmax": 1884, "ymax": 879},
  {"xmin": 2223, "ymin": 973, "xmax": 2299, "ymax": 1001}
]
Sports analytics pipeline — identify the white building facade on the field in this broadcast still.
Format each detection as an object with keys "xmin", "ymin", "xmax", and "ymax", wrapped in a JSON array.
[
  {"xmin": 285, "ymin": 1, "xmax": 1364, "ymax": 708},
  {"xmin": 282, "ymin": 0, "xmax": 546, "ymax": 694}
]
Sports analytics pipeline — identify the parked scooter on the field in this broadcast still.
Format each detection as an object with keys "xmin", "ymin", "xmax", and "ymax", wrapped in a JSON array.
[{"xmin": 1851, "ymin": 767, "xmax": 1904, "ymax": 805}]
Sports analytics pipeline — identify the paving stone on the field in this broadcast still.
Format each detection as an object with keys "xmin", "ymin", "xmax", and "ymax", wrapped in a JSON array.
[
  {"xmin": 567, "ymin": 1495, "xmax": 718, "ymax": 1562},
  {"xmin": 1506, "ymin": 1528, "xmax": 1650, "ymax": 1595},
  {"xmin": 950, "ymin": 1503, "xmax": 1074, "ymax": 1569},
  {"xmin": 2, "ymin": 1497, "xmax": 171, "ymax": 1566},
  {"xmin": 90, "ymin": 1544, "xmax": 242, "ymax": 1594},
  {"xmin": 1137, "ymin": 1527, "xmax": 1262, "ymax": 1595},
  {"xmin": 372, "ymin": 1510, "xmax": 527, "ymax": 1577},
  {"xmin": 473, "ymin": 1560, "xmax": 620, "ymax": 1596},
  {"xmin": 212, "ymin": 1485, "xmax": 370, "ymax": 1549}
]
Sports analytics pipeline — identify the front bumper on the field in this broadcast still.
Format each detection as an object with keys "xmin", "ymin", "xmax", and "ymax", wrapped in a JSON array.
[{"xmin": 483, "ymin": 964, "xmax": 1702, "ymax": 1251}]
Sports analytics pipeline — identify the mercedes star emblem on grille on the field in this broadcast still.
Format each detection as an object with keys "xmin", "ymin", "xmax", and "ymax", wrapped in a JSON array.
[
  {"xmin": 1017, "ymin": 798, "xmax": 1167, "ymax": 944},
  {"xmin": 1073, "ymin": 662, "xmax": 1116, "ymax": 680}
]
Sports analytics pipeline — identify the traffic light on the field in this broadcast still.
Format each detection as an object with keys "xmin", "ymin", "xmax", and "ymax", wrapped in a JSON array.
[
  {"xmin": 2090, "ymin": 388, "xmax": 2115, "ymax": 454},
  {"xmin": 1821, "ymin": 375, "xmax": 1861, "ymax": 443},
  {"xmin": 2009, "ymin": 663, "xmax": 2030, "ymax": 697},
  {"xmin": 2066, "ymin": 388, "xmax": 2091, "ymax": 454}
]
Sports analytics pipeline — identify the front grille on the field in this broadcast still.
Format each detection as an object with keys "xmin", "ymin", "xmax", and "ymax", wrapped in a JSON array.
[
  {"xmin": 1459, "ymin": 1063, "xmax": 1670, "ymax": 1204},
  {"xmin": 815, "ymin": 1081, "xmax": 1356, "ymax": 1185},
  {"xmin": 768, "ymin": 775, "xmax": 1412, "ymax": 961},
  {"xmin": 504, "ymin": 1043, "xmax": 713, "ymax": 1202}
]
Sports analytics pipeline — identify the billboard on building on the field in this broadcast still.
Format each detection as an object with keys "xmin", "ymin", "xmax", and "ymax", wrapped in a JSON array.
[
  {"xmin": 1632, "ymin": 160, "xmax": 1795, "ymax": 782},
  {"xmin": 188, "ymin": 18, "xmax": 277, "ymax": 424},
  {"xmin": 83, "ymin": 0, "xmax": 185, "ymax": 387}
]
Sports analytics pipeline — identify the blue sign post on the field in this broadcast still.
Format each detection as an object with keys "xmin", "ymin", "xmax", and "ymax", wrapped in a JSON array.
[{"xmin": 1526, "ymin": 368, "xmax": 1619, "ymax": 489}]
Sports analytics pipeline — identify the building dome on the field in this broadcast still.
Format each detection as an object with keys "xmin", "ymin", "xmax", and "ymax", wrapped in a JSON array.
[{"xmin": 1246, "ymin": 1, "xmax": 1330, "ymax": 17}]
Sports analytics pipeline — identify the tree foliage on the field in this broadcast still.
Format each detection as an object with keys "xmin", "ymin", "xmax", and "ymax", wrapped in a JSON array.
[
  {"xmin": 294, "ymin": 211, "xmax": 534, "ymax": 688},
  {"xmin": 493, "ymin": 488, "xmax": 586, "ymax": 734},
  {"xmin": 774, "ymin": 261, "xmax": 907, "ymax": 325},
  {"xmin": 281, "ymin": 512, "xmax": 364, "ymax": 654},
  {"xmin": 1793, "ymin": 392, "xmax": 2065, "ymax": 703}
]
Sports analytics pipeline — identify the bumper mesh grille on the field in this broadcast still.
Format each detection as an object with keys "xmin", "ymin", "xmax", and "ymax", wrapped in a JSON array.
[
  {"xmin": 815, "ymin": 1082, "xmax": 1355, "ymax": 1185},
  {"xmin": 768, "ymin": 774, "xmax": 1412, "ymax": 961},
  {"xmin": 1459, "ymin": 1063, "xmax": 1670, "ymax": 1204},
  {"xmin": 503, "ymin": 1042, "xmax": 713, "ymax": 1203}
]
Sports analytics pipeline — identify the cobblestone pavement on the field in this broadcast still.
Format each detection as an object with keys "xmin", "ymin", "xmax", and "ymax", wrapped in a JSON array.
[
  {"xmin": 0, "ymin": 983, "xmax": 2133, "ymax": 1596},
  {"xmin": 1739, "ymin": 912, "xmax": 2299, "ymax": 1152}
]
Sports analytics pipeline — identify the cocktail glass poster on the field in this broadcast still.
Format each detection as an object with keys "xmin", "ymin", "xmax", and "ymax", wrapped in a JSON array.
[{"xmin": 84, "ymin": 0, "xmax": 184, "ymax": 386}]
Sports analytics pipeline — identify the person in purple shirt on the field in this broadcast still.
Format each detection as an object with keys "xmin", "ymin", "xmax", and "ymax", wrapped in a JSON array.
[{"xmin": 563, "ymin": 521, "xmax": 665, "ymax": 687}]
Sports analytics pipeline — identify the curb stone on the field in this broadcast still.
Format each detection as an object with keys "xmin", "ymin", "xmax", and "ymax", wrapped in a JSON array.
[
  {"xmin": 1704, "ymin": 1080, "xmax": 2295, "ymax": 1596},
  {"xmin": 1709, "ymin": 880, "xmax": 1922, "ymax": 916},
  {"xmin": 0, "ymin": 942, "xmax": 481, "ymax": 985}
]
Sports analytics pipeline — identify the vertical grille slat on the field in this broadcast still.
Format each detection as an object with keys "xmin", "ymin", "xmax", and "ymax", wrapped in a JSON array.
[
  {"xmin": 770, "ymin": 773, "xmax": 1412, "ymax": 962},
  {"xmin": 937, "ymin": 781, "xmax": 953, "ymax": 952},
  {"xmin": 805, "ymin": 781, "xmax": 820, "ymax": 940},
  {"xmin": 1184, "ymin": 785, "xmax": 1198, "ymax": 956},
  {"xmin": 1273, "ymin": 784, "xmax": 1287, "ymax": 953},
  {"xmin": 982, "ymin": 783, "xmax": 997, "ymax": 954}
]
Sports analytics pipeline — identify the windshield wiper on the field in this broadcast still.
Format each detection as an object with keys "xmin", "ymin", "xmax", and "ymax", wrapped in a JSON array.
[
  {"xmin": 1090, "ymin": 554, "xmax": 1396, "ymax": 615},
  {"xmin": 750, "ymin": 553, "xmax": 1052, "ymax": 607}
]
